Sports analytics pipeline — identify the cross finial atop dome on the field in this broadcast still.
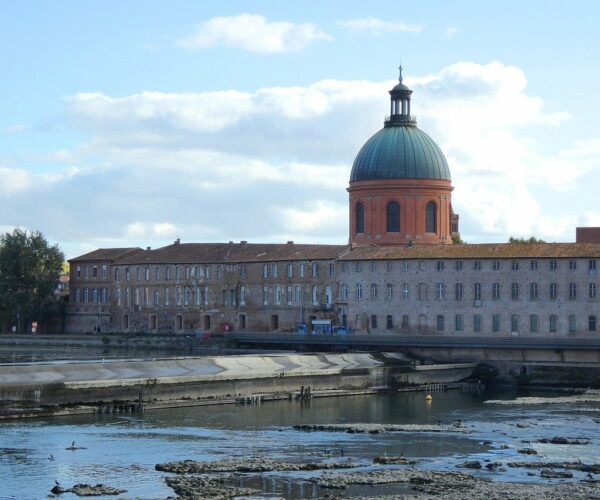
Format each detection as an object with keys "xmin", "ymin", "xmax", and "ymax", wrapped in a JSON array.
[{"xmin": 398, "ymin": 64, "xmax": 403, "ymax": 83}]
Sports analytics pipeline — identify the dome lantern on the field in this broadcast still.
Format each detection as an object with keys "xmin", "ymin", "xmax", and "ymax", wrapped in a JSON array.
[{"xmin": 386, "ymin": 65, "xmax": 416, "ymax": 127}]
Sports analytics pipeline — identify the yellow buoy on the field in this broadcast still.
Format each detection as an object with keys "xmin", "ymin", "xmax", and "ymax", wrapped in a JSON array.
[{"xmin": 425, "ymin": 394, "xmax": 432, "ymax": 401}]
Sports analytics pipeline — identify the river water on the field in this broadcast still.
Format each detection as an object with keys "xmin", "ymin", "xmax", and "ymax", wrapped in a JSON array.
[{"xmin": 1, "ymin": 386, "xmax": 600, "ymax": 499}]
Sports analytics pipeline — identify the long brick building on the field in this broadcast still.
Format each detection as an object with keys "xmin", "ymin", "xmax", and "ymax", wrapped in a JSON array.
[{"xmin": 66, "ymin": 68, "xmax": 600, "ymax": 337}]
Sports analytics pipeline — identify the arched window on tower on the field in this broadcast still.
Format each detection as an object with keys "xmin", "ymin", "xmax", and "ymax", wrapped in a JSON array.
[
  {"xmin": 386, "ymin": 201, "xmax": 400, "ymax": 232},
  {"xmin": 425, "ymin": 201, "xmax": 437, "ymax": 233},
  {"xmin": 355, "ymin": 202, "xmax": 365, "ymax": 234}
]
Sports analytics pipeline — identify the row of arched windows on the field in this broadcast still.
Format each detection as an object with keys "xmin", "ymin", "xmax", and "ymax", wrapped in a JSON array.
[{"xmin": 355, "ymin": 201, "xmax": 437, "ymax": 234}]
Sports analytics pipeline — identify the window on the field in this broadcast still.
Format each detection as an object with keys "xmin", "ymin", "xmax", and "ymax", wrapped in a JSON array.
[
  {"xmin": 184, "ymin": 287, "xmax": 190, "ymax": 306},
  {"xmin": 101, "ymin": 265, "xmax": 107, "ymax": 278},
  {"xmin": 93, "ymin": 266, "xmax": 98, "ymax": 278},
  {"xmin": 263, "ymin": 264, "xmax": 269, "ymax": 278},
  {"xmin": 530, "ymin": 314, "xmax": 538, "ymax": 333},
  {"xmin": 550, "ymin": 260, "xmax": 557, "ymax": 271},
  {"xmin": 84, "ymin": 266, "xmax": 89, "ymax": 280},
  {"xmin": 76, "ymin": 265, "xmax": 81, "ymax": 278},
  {"xmin": 124, "ymin": 288, "xmax": 129, "ymax": 306},
  {"xmin": 386, "ymin": 261, "xmax": 393, "ymax": 272},
  {"xmin": 286, "ymin": 286, "xmax": 292, "ymax": 305},
  {"xmin": 240, "ymin": 264, "xmax": 248, "ymax": 278},
  {"xmin": 311, "ymin": 263, "xmax": 318, "ymax": 277},
  {"xmin": 386, "ymin": 283, "xmax": 393, "ymax": 300},
  {"xmin": 311, "ymin": 286, "xmax": 318, "ymax": 305},
  {"xmin": 455, "ymin": 260, "xmax": 463, "ymax": 271},
  {"xmin": 511, "ymin": 260, "xmax": 519, "ymax": 271},
  {"xmin": 341, "ymin": 262, "xmax": 348, "ymax": 273},
  {"xmin": 590, "ymin": 283, "xmax": 597, "ymax": 299},
  {"xmin": 418, "ymin": 283, "xmax": 428, "ymax": 301},
  {"xmin": 473, "ymin": 260, "xmax": 482, "ymax": 271},
  {"xmin": 386, "ymin": 201, "xmax": 400, "ymax": 232},
  {"xmin": 164, "ymin": 287, "xmax": 169, "ymax": 306},
  {"xmin": 165, "ymin": 267, "xmax": 171, "ymax": 280},
  {"xmin": 114, "ymin": 288, "xmax": 119, "ymax": 305},
  {"xmin": 205, "ymin": 266, "xmax": 210, "ymax": 279},
  {"xmin": 455, "ymin": 314, "xmax": 463, "ymax": 332},
  {"xmin": 185, "ymin": 266, "xmax": 190, "ymax": 280},
  {"xmin": 328, "ymin": 263, "xmax": 335, "ymax": 277},
  {"xmin": 263, "ymin": 286, "xmax": 269, "ymax": 305},
  {"xmin": 300, "ymin": 263, "xmax": 306, "ymax": 278},
  {"xmin": 175, "ymin": 266, "xmax": 180, "ymax": 280},
  {"xmin": 371, "ymin": 315, "xmax": 378, "ymax": 329},
  {"xmin": 402, "ymin": 314, "xmax": 410, "ymax": 330},
  {"xmin": 530, "ymin": 260, "xmax": 538, "ymax": 271},
  {"xmin": 569, "ymin": 283, "xmax": 577, "ymax": 300},
  {"xmin": 92, "ymin": 288, "xmax": 98, "ymax": 303},
  {"xmin": 549, "ymin": 314, "xmax": 557, "ymax": 333},
  {"xmin": 590, "ymin": 260, "xmax": 597, "ymax": 271},
  {"xmin": 569, "ymin": 260, "xmax": 577, "ymax": 270},
  {"xmin": 530, "ymin": 282, "xmax": 538, "ymax": 300},
  {"xmin": 474, "ymin": 314, "xmax": 482, "ymax": 332},
  {"xmin": 425, "ymin": 201, "xmax": 437, "ymax": 233},
  {"xmin": 403, "ymin": 260, "xmax": 409, "ymax": 271},
  {"xmin": 511, "ymin": 283, "xmax": 519, "ymax": 300},
  {"xmin": 386, "ymin": 315, "xmax": 394, "ymax": 329},
  {"xmin": 492, "ymin": 283, "xmax": 501, "ymax": 300},
  {"xmin": 275, "ymin": 285, "xmax": 282, "ymax": 305},
  {"xmin": 272, "ymin": 263, "xmax": 278, "ymax": 278},
  {"xmin": 550, "ymin": 282, "xmax": 557, "ymax": 300},
  {"xmin": 295, "ymin": 285, "xmax": 301, "ymax": 303},
  {"xmin": 340, "ymin": 284, "xmax": 348, "ymax": 301},
  {"xmin": 114, "ymin": 268, "xmax": 120, "ymax": 281},
  {"xmin": 241, "ymin": 286, "xmax": 247, "ymax": 306},
  {"xmin": 492, "ymin": 314, "xmax": 500, "ymax": 332},
  {"xmin": 437, "ymin": 315, "xmax": 445, "ymax": 331},
  {"xmin": 455, "ymin": 283, "xmax": 463, "ymax": 301},
  {"xmin": 195, "ymin": 286, "xmax": 201, "ymax": 306},
  {"xmin": 154, "ymin": 290, "xmax": 160, "ymax": 306},
  {"xmin": 437, "ymin": 282, "xmax": 445, "ymax": 300},
  {"xmin": 370, "ymin": 283, "xmax": 378, "ymax": 300},
  {"xmin": 402, "ymin": 283, "xmax": 409, "ymax": 300},
  {"xmin": 589, "ymin": 315, "xmax": 597, "ymax": 332},
  {"xmin": 492, "ymin": 260, "xmax": 501, "ymax": 271},
  {"xmin": 569, "ymin": 314, "xmax": 577, "ymax": 333},
  {"xmin": 355, "ymin": 283, "xmax": 363, "ymax": 300},
  {"xmin": 145, "ymin": 267, "xmax": 151, "ymax": 281},
  {"xmin": 437, "ymin": 261, "xmax": 444, "ymax": 271},
  {"xmin": 355, "ymin": 262, "xmax": 363, "ymax": 272},
  {"xmin": 355, "ymin": 202, "xmax": 365, "ymax": 234},
  {"xmin": 402, "ymin": 315, "xmax": 409, "ymax": 329},
  {"xmin": 155, "ymin": 267, "xmax": 160, "ymax": 280},
  {"xmin": 511, "ymin": 314, "xmax": 519, "ymax": 333},
  {"xmin": 370, "ymin": 261, "xmax": 377, "ymax": 272},
  {"xmin": 474, "ymin": 283, "xmax": 482, "ymax": 301}
]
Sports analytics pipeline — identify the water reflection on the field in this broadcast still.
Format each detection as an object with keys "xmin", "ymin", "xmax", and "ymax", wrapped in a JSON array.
[{"xmin": 0, "ymin": 389, "xmax": 598, "ymax": 498}]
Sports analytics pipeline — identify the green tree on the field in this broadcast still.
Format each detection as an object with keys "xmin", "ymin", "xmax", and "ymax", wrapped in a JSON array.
[
  {"xmin": 452, "ymin": 234, "xmax": 467, "ymax": 244},
  {"xmin": 508, "ymin": 236, "xmax": 546, "ymax": 244},
  {"xmin": 0, "ymin": 229, "xmax": 64, "ymax": 333}
]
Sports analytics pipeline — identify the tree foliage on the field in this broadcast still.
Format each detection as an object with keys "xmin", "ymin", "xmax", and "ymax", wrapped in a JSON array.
[
  {"xmin": 0, "ymin": 229, "xmax": 64, "ymax": 333},
  {"xmin": 508, "ymin": 236, "xmax": 546, "ymax": 244},
  {"xmin": 452, "ymin": 234, "xmax": 467, "ymax": 244}
]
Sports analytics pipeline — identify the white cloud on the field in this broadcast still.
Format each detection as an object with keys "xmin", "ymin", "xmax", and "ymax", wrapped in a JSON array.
[
  {"xmin": 177, "ymin": 13, "xmax": 331, "ymax": 54},
  {"xmin": 4, "ymin": 61, "xmax": 600, "ymax": 256},
  {"xmin": 337, "ymin": 17, "xmax": 421, "ymax": 35},
  {"xmin": 445, "ymin": 26, "xmax": 460, "ymax": 37},
  {"xmin": 2, "ymin": 124, "xmax": 26, "ymax": 134}
]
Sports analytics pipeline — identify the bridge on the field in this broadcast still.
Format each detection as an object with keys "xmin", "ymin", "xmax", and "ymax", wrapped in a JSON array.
[{"xmin": 230, "ymin": 332, "xmax": 600, "ymax": 351}]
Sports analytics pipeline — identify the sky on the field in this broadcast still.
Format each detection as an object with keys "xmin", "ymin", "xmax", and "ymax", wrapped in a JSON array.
[{"xmin": 2, "ymin": 1, "xmax": 600, "ymax": 258}]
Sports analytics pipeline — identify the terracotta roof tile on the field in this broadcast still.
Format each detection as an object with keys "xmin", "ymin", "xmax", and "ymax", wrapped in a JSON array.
[
  {"xmin": 116, "ymin": 242, "xmax": 349, "ymax": 265},
  {"xmin": 69, "ymin": 247, "xmax": 143, "ymax": 262},
  {"xmin": 340, "ymin": 243, "xmax": 600, "ymax": 260}
]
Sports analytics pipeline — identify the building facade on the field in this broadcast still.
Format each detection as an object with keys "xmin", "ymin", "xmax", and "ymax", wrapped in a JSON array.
[{"xmin": 66, "ymin": 68, "xmax": 600, "ymax": 337}]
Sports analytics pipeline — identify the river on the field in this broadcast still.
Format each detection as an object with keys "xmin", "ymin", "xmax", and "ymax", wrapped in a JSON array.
[{"xmin": 1, "ymin": 385, "xmax": 599, "ymax": 499}]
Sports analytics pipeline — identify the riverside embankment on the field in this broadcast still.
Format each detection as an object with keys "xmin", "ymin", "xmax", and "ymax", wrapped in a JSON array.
[{"xmin": 0, "ymin": 352, "xmax": 476, "ymax": 419}]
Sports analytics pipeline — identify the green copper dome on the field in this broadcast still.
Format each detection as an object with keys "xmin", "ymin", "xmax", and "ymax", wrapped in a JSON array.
[
  {"xmin": 350, "ymin": 125, "xmax": 451, "ymax": 182},
  {"xmin": 350, "ymin": 66, "xmax": 451, "ymax": 183}
]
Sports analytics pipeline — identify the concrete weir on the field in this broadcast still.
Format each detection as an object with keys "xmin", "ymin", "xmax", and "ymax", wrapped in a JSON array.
[{"xmin": 0, "ymin": 353, "xmax": 476, "ymax": 418}]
